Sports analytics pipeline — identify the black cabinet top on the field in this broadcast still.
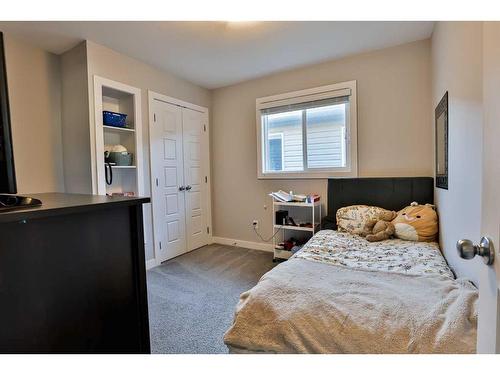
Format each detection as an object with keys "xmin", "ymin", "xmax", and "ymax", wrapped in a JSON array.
[{"xmin": 0, "ymin": 193, "xmax": 150, "ymax": 223}]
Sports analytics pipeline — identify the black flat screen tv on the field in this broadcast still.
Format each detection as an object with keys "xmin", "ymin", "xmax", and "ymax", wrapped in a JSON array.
[
  {"xmin": 0, "ymin": 32, "xmax": 41, "ymax": 211},
  {"xmin": 0, "ymin": 32, "xmax": 16, "ymax": 194}
]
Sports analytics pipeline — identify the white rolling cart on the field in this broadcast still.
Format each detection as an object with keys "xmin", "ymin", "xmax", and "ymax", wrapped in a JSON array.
[{"xmin": 272, "ymin": 198, "xmax": 322, "ymax": 261}]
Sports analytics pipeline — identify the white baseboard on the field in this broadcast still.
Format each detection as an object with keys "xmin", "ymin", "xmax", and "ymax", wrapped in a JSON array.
[
  {"xmin": 212, "ymin": 236, "xmax": 273, "ymax": 252},
  {"xmin": 145, "ymin": 258, "xmax": 158, "ymax": 270}
]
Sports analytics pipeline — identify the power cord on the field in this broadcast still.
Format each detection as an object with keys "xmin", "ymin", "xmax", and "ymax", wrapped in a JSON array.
[{"xmin": 253, "ymin": 224, "xmax": 282, "ymax": 243}]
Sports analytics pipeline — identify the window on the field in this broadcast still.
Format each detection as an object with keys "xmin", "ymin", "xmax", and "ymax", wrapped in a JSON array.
[{"xmin": 256, "ymin": 81, "xmax": 357, "ymax": 178}]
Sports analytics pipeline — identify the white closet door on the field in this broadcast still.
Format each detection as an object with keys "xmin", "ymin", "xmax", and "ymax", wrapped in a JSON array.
[
  {"xmin": 182, "ymin": 107, "xmax": 209, "ymax": 251},
  {"xmin": 150, "ymin": 100, "xmax": 187, "ymax": 261}
]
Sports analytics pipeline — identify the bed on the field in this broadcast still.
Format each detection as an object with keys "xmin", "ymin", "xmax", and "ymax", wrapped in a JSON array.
[{"xmin": 223, "ymin": 178, "xmax": 478, "ymax": 354}]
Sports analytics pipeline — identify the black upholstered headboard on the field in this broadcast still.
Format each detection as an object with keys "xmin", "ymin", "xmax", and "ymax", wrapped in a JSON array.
[{"xmin": 324, "ymin": 177, "xmax": 434, "ymax": 230}]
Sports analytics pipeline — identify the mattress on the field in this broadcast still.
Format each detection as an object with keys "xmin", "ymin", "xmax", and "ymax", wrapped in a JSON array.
[{"xmin": 223, "ymin": 230, "xmax": 478, "ymax": 354}]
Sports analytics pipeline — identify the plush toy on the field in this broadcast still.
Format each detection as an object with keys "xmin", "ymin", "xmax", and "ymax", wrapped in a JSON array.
[
  {"xmin": 364, "ymin": 210, "xmax": 397, "ymax": 242},
  {"xmin": 366, "ymin": 220, "xmax": 396, "ymax": 242},
  {"xmin": 392, "ymin": 202, "xmax": 438, "ymax": 242}
]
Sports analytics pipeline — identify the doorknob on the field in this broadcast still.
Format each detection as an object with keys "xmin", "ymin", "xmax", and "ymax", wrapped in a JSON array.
[
  {"xmin": 185, "ymin": 185, "xmax": 192, "ymax": 191},
  {"xmin": 179, "ymin": 186, "xmax": 186, "ymax": 191},
  {"xmin": 456, "ymin": 237, "xmax": 494, "ymax": 265}
]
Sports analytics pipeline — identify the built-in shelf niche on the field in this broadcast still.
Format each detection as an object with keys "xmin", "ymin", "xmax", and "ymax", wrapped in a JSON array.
[
  {"xmin": 102, "ymin": 86, "xmax": 135, "ymax": 130},
  {"xmin": 103, "ymin": 130, "xmax": 136, "ymax": 167},
  {"xmin": 103, "ymin": 167, "xmax": 138, "ymax": 195},
  {"xmin": 94, "ymin": 76, "xmax": 143, "ymax": 197}
]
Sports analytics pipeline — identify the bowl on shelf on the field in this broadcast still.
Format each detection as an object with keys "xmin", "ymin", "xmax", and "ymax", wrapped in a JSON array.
[
  {"xmin": 105, "ymin": 151, "xmax": 133, "ymax": 166},
  {"xmin": 104, "ymin": 144, "xmax": 133, "ymax": 166},
  {"xmin": 103, "ymin": 110, "xmax": 128, "ymax": 128}
]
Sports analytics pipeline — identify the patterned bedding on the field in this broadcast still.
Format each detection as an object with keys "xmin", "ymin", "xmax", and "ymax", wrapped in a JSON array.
[{"xmin": 295, "ymin": 230, "xmax": 454, "ymax": 279}]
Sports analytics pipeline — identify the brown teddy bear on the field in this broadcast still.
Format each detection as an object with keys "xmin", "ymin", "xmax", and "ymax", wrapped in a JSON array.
[{"xmin": 364, "ymin": 210, "xmax": 397, "ymax": 242}]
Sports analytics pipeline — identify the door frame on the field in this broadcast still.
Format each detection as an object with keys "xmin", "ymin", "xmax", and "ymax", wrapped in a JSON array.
[{"xmin": 147, "ymin": 90, "xmax": 213, "ymax": 267}]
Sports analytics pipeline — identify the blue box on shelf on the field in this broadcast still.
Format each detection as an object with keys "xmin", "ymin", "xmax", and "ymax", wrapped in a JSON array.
[{"xmin": 103, "ymin": 111, "xmax": 128, "ymax": 128}]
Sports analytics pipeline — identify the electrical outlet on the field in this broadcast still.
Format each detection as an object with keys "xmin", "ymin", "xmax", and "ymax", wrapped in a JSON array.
[{"xmin": 252, "ymin": 220, "xmax": 259, "ymax": 229}]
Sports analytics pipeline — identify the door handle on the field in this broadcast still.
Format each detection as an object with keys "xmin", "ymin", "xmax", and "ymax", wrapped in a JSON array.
[
  {"xmin": 456, "ymin": 237, "xmax": 494, "ymax": 265},
  {"xmin": 185, "ymin": 185, "xmax": 192, "ymax": 191},
  {"xmin": 179, "ymin": 186, "xmax": 186, "ymax": 191}
]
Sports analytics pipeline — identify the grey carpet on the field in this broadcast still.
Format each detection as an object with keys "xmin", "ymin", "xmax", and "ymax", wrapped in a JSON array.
[{"xmin": 146, "ymin": 244, "xmax": 276, "ymax": 354}]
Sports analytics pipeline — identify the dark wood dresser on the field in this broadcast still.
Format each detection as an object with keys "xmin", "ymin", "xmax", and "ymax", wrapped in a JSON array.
[{"xmin": 0, "ymin": 193, "xmax": 151, "ymax": 353}]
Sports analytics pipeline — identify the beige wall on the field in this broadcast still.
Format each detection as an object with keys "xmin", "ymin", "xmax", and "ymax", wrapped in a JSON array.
[
  {"xmin": 211, "ymin": 39, "xmax": 432, "ymax": 243},
  {"xmin": 4, "ymin": 34, "xmax": 64, "ymax": 194},
  {"xmin": 61, "ymin": 42, "xmax": 91, "ymax": 194},
  {"xmin": 431, "ymin": 22, "xmax": 484, "ymax": 285},
  {"xmin": 86, "ymin": 41, "xmax": 211, "ymax": 261}
]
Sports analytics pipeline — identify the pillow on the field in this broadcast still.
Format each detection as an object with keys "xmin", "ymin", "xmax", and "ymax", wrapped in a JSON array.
[
  {"xmin": 336, "ymin": 205, "xmax": 397, "ymax": 236},
  {"xmin": 392, "ymin": 202, "xmax": 438, "ymax": 242}
]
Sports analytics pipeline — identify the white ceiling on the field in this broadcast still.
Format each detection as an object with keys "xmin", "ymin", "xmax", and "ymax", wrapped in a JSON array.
[{"xmin": 0, "ymin": 21, "xmax": 434, "ymax": 89}]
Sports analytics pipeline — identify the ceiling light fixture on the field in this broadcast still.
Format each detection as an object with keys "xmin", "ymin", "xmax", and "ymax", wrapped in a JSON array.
[{"xmin": 225, "ymin": 21, "xmax": 261, "ymax": 29}]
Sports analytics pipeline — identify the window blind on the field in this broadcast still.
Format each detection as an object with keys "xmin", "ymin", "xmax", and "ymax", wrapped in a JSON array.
[
  {"xmin": 260, "ymin": 95, "xmax": 349, "ymax": 116},
  {"xmin": 257, "ymin": 87, "xmax": 351, "ymax": 113}
]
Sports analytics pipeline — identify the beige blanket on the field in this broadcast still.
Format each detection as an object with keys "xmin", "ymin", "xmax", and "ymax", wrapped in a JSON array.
[{"xmin": 224, "ymin": 258, "xmax": 478, "ymax": 353}]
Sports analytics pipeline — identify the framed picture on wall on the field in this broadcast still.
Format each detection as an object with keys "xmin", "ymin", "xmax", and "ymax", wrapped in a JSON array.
[{"xmin": 435, "ymin": 91, "xmax": 448, "ymax": 189}]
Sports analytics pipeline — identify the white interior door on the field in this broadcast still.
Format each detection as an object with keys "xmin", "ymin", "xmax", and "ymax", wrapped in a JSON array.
[
  {"xmin": 182, "ymin": 107, "xmax": 209, "ymax": 251},
  {"xmin": 150, "ymin": 100, "xmax": 187, "ymax": 262},
  {"xmin": 477, "ymin": 22, "xmax": 500, "ymax": 353}
]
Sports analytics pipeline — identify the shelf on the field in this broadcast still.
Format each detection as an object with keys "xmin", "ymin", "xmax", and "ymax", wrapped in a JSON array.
[
  {"xmin": 273, "ymin": 200, "xmax": 321, "ymax": 207},
  {"xmin": 109, "ymin": 165, "xmax": 136, "ymax": 169},
  {"xmin": 274, "ymin": 224, "xmax": 319, "ymax": 232},
  {"xmin": 103, "ymin": 125, "xmax": 135, "ymax": 133}
]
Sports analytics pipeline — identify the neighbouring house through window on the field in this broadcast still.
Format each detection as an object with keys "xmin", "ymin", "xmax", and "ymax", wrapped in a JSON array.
[
  {"xmin": 256, "ymin": 81, "xmax": 357, "ymax": 179},
  {"xmin": 267, "ymin": 133, "xmax": 284, "ymax": 171}
]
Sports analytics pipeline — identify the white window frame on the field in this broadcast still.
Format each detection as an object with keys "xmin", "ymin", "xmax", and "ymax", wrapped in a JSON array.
[{"xmin": 256, "ymin": 80, "xmax": 358, "ymax": 179}]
